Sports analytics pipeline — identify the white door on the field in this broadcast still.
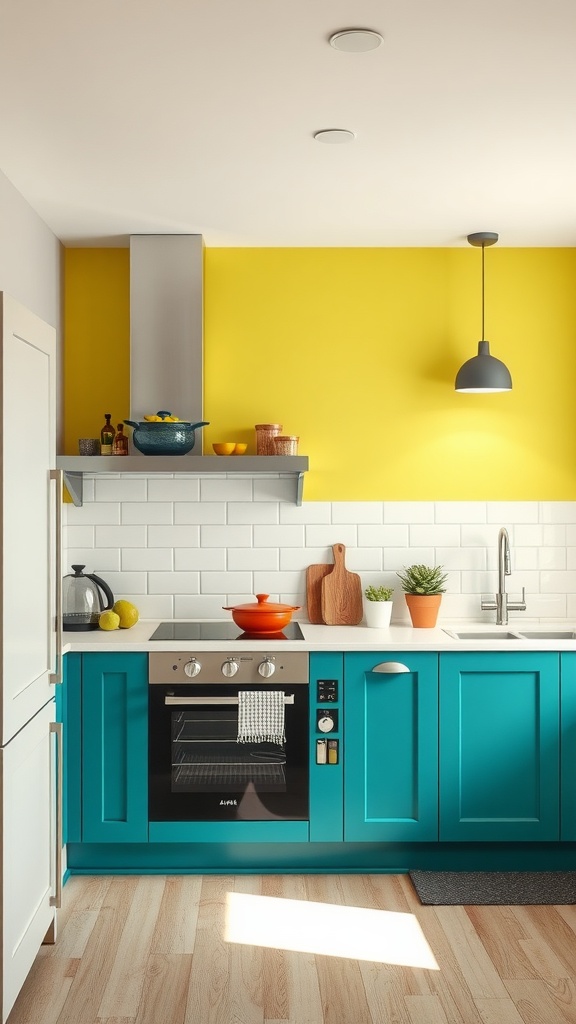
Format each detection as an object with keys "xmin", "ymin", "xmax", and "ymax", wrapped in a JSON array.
[
  {"xmin": 1, "ymin": 700, "xmax": 56, "ymax": 1023},
  {"xmin": 1, "ymin": 293, "xmax": 57, "ymax": 744}
]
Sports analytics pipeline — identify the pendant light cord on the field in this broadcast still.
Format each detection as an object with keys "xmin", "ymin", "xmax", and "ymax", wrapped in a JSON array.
[{"xmin": 477, "ymin": 241, "xmax": 481, "ymax": 342}]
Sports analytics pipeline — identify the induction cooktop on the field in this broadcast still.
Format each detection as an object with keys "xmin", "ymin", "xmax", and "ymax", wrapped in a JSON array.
[{"xmin": 148, "ymin": 620, "xmax": 305, "ymax": 642}]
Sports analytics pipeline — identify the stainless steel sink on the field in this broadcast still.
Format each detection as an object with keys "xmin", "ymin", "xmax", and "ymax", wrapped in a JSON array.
[
  {"xmin": 443, "ymin": 630, "xmax": 520, "ymax": 640},
  {"xmin": 518, "ymin": 630, "xmax": 576, "ymax": 640}
]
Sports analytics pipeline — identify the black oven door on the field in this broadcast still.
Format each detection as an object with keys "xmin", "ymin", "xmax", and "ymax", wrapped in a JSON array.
[{"xmin": 149, "ymin": 683, "xmax": 309, "ymax": 821}]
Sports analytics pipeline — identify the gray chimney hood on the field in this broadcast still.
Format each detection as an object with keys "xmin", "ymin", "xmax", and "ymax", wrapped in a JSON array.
[{"xmin": 57, "ymin": 233, "xmax": 308, "ymax": 504}]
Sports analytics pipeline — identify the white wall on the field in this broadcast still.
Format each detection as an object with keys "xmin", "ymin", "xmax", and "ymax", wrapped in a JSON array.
[
  {"xmin": 63, "ymin": 472, "xmax": 576, "ymax": 624},
  {"xmin": 0, "ymin": 168, "xmax": 63, "ymax": 443}
]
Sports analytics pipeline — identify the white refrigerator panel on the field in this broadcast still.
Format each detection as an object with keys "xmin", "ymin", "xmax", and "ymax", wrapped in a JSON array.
[
  {"xmin": 1, "ymin": 294, "xmax": 57, "ymax": 744},
  {"xmin": 1, "ymin": 700, "xmax": 56, "ymax": 1023}
]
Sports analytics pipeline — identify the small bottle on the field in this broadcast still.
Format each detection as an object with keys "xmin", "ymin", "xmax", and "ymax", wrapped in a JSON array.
[
  {"xmin": 100, "ymin": 414, "xmax": 115, "ymax": 455},
  {"xmin": 112, "ymin": 423, "xmax": 129, "ymax": 456}
]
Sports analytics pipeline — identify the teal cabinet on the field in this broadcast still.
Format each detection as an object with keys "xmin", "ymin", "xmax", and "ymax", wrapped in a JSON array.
[
  {"xmin": 60, "ymin": 653, "xmax": 82, "ymax": 843},
  {"xmin": 439, "ymin": 652, "xmax": 560, "ymax": 841},
  {"xmin": 82, "ymin": 652, "xmax": 148, "ymax": 843},
  {"xmin": 343, "ymin": 651, "xmax": 439, "ymax": 842},
  {"xmin": 561, "ymin": 653, "xmax": 576, "ymax": 840}
]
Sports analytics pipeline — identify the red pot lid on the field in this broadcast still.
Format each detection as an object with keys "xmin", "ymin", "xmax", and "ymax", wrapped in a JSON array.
[{"xmin": 223, "ymin": 593, "xmax": 300, "ymax": 613}]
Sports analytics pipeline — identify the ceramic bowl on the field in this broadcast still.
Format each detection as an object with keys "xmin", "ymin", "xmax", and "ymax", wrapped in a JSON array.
[
  {"xmin": 212, "ymin": 442, "xmax": 236, "ymax": 455},
  {"xmin": 232, "ymin": 443, "xmax": 247, "ymax": 455}
]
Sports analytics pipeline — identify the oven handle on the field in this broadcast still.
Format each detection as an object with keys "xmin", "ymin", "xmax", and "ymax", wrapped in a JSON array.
[{"xmin": 164, "ymin": 695, "xmax": 295, "ymax": 706}]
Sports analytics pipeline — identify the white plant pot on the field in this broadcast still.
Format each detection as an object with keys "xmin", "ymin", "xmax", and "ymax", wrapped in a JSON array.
[{"xmin": 364, "ymin": 600, "xmax": 393, "ymax": 628}]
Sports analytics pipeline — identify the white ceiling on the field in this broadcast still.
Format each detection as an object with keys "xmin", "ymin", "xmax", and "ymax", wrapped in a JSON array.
[{"xmin": 2, "ymin": 0, "xmax": 576, "ymax": 247}]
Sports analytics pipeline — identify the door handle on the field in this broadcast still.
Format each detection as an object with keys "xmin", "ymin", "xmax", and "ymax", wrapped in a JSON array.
[
  {"xmin": 49, "ymin": 469, "xmax": 63, "ymax": 685},
  {"xmin": 165, "ymin": 695, "xmax": 295, "ymax": 706},
  {"xmin": 371, "ymin": 662, "xmax": 410, "ymax": 674},
  {"xmin": 50, "ymin": 722, "xmax": 63, "ymax": 908}
]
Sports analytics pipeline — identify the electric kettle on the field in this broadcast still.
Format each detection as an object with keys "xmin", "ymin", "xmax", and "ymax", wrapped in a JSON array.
[{"xmin": 63, "ymin": 564, "xmax": 115, "ymax": 631}]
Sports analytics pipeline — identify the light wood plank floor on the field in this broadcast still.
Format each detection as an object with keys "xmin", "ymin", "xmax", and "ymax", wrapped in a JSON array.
[{"xmin": 8, "ymin": 873, "xmax": 576, "ymax": 1024}]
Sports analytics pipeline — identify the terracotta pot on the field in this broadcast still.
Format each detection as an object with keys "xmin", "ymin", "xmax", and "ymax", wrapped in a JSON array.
[
  {"xmin": 405, "ymin": 593, "xmax": 442, "ymax": 628},
  {"xmin": 223, "ymin": 593, "xmax": 300, "ymax": 633}
]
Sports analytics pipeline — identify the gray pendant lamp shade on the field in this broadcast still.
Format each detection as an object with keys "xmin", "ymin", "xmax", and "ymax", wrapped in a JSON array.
[{"xmin": 455, "ymin": 232, "xmax": 512, "ymax": 393}]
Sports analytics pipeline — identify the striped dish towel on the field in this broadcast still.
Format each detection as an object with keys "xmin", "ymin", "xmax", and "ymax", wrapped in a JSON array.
[{"xmin": 237, "ymin": 690, "xmax": 286, "ymax": 745}]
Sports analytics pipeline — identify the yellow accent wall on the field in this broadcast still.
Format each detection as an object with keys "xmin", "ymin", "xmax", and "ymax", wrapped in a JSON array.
[{"xmin": 64, "ymin": 246, "xmax": 576, "ymax": 500}]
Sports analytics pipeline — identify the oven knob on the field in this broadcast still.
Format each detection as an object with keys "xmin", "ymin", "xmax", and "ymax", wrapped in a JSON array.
[
  {"xmin": 318, "ymin": 714, "xmax": 335, "ymax": 733},
  {"xmin": 183, "ymin": 658, "xmax": 201, "ymax": 678},
  {"xmin": 258, "ymin": 658, "xmax": 276, "ymax": 678},
  {"xmin": 221, "ymin": 658, "xmax": 239, "ymax": 677}
]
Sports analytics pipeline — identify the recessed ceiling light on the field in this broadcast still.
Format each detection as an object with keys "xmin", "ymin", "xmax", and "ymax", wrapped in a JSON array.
[
  {"xmin": 329, "ymin": 29, "xmax": 383, "ymax": 52},
  {"xmin": 313, "ymin": 129, "xmax": 356, "ymax": 144}
]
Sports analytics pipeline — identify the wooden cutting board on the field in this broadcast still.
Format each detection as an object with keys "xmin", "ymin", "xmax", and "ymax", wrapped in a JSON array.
[
  {"xmin": 306, "ymin": 562, "xmax": 333, "ymax": 623},
  {"xmin": 320, "ymin": 543, "xmax": 363, "ymax": 626}
]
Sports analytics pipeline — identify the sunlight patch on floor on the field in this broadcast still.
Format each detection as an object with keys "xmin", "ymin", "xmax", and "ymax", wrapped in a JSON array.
[{"xmin": 224, "ymin": 891, "xmax": 439, "ymax": 968}]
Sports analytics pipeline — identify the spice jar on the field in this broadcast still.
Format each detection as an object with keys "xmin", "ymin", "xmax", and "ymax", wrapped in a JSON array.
[
  {"xmin": 255, "ymin": 423, "xmax": 282, "ymax": 455},
  {"xmin": 273, "ymin": 435, "xmax": 299, "ymax": 456}
]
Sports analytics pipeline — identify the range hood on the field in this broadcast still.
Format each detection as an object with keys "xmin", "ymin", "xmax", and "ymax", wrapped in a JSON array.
[
  {"xmin": 129, "ymin": 234, "xmax": 204, "ymax": 430},
  {"xmin": 57, "ymin": 234, "xmax": 308, "ymax": 504}
]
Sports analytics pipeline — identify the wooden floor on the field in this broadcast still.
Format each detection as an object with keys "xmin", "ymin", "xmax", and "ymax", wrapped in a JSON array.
[{"xmin": 8, "ymin": 873, "xmax": 576, "ymax": 1024}]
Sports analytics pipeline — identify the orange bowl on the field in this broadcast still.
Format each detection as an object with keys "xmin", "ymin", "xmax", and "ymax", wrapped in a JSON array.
[
  {"xmin": 212, "ymin": 442, "xmax": 236, "ymax": 455},
  {"xmin": 232, "ymin": 443, "xmax": 247, "ymax": 455}
]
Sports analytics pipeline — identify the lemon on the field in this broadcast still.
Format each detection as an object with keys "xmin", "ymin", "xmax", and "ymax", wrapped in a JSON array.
[
  {"xmin": 113, "ymin": 600, "xmax": 139, "ymax": 629},
  {"xmin": 99, "ymin": 610, "xmax": 120, "ymax": 631}
]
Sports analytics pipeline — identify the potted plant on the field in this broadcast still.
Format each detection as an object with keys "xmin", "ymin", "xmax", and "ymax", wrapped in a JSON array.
[
  {"xmin": 364, "ymin": 585, "xmax": 394, "ymax": 628},
  {"xmin": 396, "ymin": 564, "xmax": 448, "ymax": 628}
]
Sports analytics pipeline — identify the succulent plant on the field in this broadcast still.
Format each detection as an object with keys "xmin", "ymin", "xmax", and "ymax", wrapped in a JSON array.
[
  {"xmin": 396, "ymin": 564, "xmax": 448, "ymax": 595},
  {"xmin": 364, "ymin": 585, "xmax": 394, "ymax": 602}
]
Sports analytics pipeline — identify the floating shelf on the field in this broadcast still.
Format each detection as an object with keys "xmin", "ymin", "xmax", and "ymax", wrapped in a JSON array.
[{"xmin": 56, "ymin": 454, "xmax": 309, "ymax": 507}]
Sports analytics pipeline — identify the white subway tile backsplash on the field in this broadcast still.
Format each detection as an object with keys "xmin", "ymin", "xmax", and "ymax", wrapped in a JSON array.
[
  {"xmin": 175, "ymin": 548, "xmax": 226, "ymax": 571},
  {"xmin": 254, "ymin": 525, "xmax": 305, "ymax": 548},
  {"xmin": 200, "ymin": 571, "xmax": 253, "ymax": 594},
  {"xmin": 280, "ymin": 502, "xmax": 331, "ymax": 524},
  {"xmin": 148, "ymin": 477, "xmax": 200, "ymax": 502},
  {"xmin": 201, "ymin": 524, "xmax": 252, "ymax": 547},
  {"xmin": 66, "ymin": 549, "xmax": 120, "ymax": 573},
  {"xmin": 383, "ymin": 502, "xmax": 435, "ymax": 524},
  {"xmin": 487, "ymin": 502, "xmax": 539, "ymax": 524},
  {"xmin": 67, "ymin": 502, "xmax": 120, "ymax": 525},
  {"xmin": 95, "ymin": 525, "xmax": 147, "ymax": 548},
  {"xmin": 253, "ymin": 477, "xmax": 295, "ymax": 502},
  {"xmin": 435, "ymin": 502, "xmax": 486, "ymax": 524},
  {"xmin": 230, "ymin": 548, "xmax": 279, "ymax": 571},
  {"xmin": 332, "ymin": 502, "xmax": 383, "ymax": 524},
  {"xmin": 148, "ymin": 571, "xmax": 200, "ymax": 594},
  {"xmin": 122, "ymin": 548, "xmax": 173, "ymax": 571},
  {"xmin": 121, "ymin": 502, "xmax": 173, "ymax": 525},
  {"xmin": 95, "ymin": 477, "xmax": 148, "ymax": 502},
  {"xmin": 148, "ymin": 525, "xmax": 200, "ymax": 547},
  {"xmin": 175, "ymin": 595, "xmax": 229, "ymax": 618},
  {"xmin": 61, "ymin": 488, "xmax": 576, "ymax": 623},
  {"xmin": 358, "ymin": 525, "xmax": 409, "ymax": 547},
  {"xmin": 174, "ymin": 502, "xmax": 226, "ymax": 525},
  {"xmin": 200, "ymin": 477, "xmax": 253, "ymax": 502},
  {"xmin": 409, "ymin": 524, "xmax": 461, "ymax": 547},
  {"xmin": 228, "ymin": 502, "xmax": 279, "ymax": 525}
]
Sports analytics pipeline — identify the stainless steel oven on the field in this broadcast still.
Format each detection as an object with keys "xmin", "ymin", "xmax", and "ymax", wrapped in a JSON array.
[{"xmin": 148, "ymin": 650, "xmax": 309, "ymax": 822}]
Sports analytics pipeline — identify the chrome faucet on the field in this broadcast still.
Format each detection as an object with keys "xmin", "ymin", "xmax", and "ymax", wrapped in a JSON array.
[{"xmin": 481, "ymin": 526, "xmax": 526, "ymax": 625}]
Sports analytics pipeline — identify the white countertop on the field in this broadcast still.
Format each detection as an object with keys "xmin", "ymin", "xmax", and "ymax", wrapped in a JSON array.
[{"xmin": 62, "ymin": 618, "xmax": 576, "ymax": 654}]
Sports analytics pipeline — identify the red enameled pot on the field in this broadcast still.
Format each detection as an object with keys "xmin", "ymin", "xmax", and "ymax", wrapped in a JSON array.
[{"xmin": 222, "ymin": 593, "xmax": 300, "ymax": 633}]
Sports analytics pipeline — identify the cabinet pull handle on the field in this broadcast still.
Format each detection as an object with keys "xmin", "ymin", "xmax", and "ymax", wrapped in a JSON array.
[
  {"xmin": 50, "ymin": 722, "xmax": 63, "ymax": 909},
  {"xmin": 165, "ymin": 695, "xmax": 295, "ymax": 706},
  {"xmin": 371, "ymin": 661, "xmax": 410, "ymax": 674},
  {"xmin": 49, "ymin": 469, "xmax": 63, "ymax": 685}
]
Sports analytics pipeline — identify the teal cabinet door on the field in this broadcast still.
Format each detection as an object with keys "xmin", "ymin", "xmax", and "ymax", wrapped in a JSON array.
[
  {"xmin": 440, "ymin": 652, "xmax": 560, "ymax": 841},
  {"xmin": 344, "ymin": 652, "xmax": 438, "ymax": 842},
  {"xmin": 82, "ymin": 652, "xmax": 148, "ymax": 843},
  {"xmin": 561, "ymin": 653, "xmax": 576, "ymax": 840},
  {"xmin": 60, "ymin": 653, "xmax": 82, "ymax": 843}
]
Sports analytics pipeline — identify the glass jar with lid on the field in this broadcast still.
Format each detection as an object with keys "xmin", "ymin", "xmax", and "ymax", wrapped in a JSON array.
[{"xmin": 255, "ymin": 423, "xmax": 283, "ymax": 455}]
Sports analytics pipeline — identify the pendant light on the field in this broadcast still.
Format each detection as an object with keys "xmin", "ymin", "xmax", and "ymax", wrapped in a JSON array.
[{"xmin": 455, "ymin": 231, "xmax": 512, "ymax": 393}]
